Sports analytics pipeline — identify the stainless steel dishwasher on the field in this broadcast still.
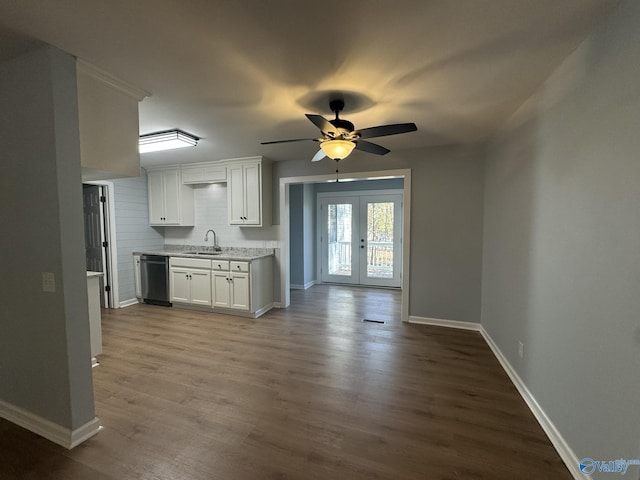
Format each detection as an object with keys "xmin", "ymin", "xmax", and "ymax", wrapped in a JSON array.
[{"xmin": 140, "ymin": 254, "xmax": 171, "ymax": 306}]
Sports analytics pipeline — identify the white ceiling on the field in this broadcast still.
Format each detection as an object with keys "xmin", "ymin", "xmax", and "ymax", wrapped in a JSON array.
[{"xmin": 0, "ymin": 0, "xmax": 618, "ymax": 167}]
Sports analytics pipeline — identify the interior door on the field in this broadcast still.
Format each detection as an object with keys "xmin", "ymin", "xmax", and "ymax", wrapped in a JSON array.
[
  {"xmin": 319, "ymin": 193, "xmax": 402, "ymax": 287},
  {"xmin": 82, "ymin": 185, "xmax": 103, "ymax": 272}
]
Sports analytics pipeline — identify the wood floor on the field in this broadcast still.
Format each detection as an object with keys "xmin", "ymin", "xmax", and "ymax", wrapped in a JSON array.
[{"xmin": 0, "ymin": 285, "xmax": 572, "ymax": 479}]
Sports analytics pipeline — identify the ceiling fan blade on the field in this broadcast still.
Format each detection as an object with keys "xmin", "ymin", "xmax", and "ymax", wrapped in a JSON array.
[
  {"xmin": 354, "ymin": 122, "xmax": 417, "ymax": 139},
  {"xmin": 355, "ymin": 140, "xmax": 390, "ymax": 155},
  {"xmin": 260, "ymin": 138, "xmax": 317, "ymax": 145},
  {"xmin": 305, "ymin": 114, "xmax": 339, "ymax": 136},
  {"xmin": 311, "ymin": 149, "xmax": 326, "ymax": 162}
]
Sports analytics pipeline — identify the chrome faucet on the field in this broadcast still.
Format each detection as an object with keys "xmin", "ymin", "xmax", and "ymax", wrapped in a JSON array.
[{"xmin": 204, "ymin": 229, "xmax": 221, "ymax": 251}]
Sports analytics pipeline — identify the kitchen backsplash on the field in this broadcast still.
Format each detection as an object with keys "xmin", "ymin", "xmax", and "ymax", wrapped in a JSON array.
[{"xmin": 162, "ymin": 183, "xmax": 280, "ymax": 249}]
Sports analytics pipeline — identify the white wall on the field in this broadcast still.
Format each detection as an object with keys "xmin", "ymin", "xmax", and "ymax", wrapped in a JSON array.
[
  {"xmin": 111, "ymin": 171, "xmax": 164, "ymax": 304},
  {"xmin": 482, "ymin": 0, "xmax": 640, "ymax": 475},
  {"xmin": 161, "ymin": 179, "xmax": 279, "ymax": 248},
  {"xmin": 0, "ymin": 46, "xmax": 96, "ymax": 436}
]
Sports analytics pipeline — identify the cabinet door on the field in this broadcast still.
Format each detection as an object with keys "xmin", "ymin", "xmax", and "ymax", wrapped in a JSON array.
[
  {"xmin": 148, "ymin": 171, "xmax": 165, "ymax": 224},
  {"xmin": 133, "ymin": 255, "xmax": 142, "ymax": 298},
  {"xmin": 230, "ymin": 272, "xmax": 250, "ymax": 310},
  {"xmin": 227, "ymin": 165, "xmax": 246, "ymax": 225},
  {"xmin": 190, "ymin": 270, "xmax": 212, "ymax": 306},
  {"xmin": 162, "ymin": 170, "xmax": 181, "ymax": 224},
  {"xmin": 243, "ymin": 163, "xmax": 261, "ymax": 225},
  {"xmin": 170, "ymin": 268, "xmax": 190, "ymax": 303},
  {"xmin": 212, "ymin": 271, "xmax": 230, "ymax": 308}
]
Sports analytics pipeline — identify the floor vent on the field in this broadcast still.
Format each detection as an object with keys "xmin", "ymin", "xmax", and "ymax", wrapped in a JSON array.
[{"xmin": 362, "ymin": 318, "xmax": 386, "ymax": 324}]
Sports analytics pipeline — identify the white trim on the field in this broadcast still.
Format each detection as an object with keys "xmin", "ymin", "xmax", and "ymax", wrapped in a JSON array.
[
  {"xmin": 480, "ymin": 328, "xmax": 587, "ymax": 480},
  {"xmin": 408, "ymin": 315, "xmax": 481, "ymax": 331},
  {"xmin": 317, "ymin": 190, "xmax": 403, "ymax": 288},
  {"xmin": 119, "ymin": 298, "xmax": 140, "ymax": 308},
  {"xmin": 76, "ymin": 59, "xmax": 149, "ymax": 101},
  {"xmin": 290, "ymin": 280, "xmax": 317, "ymax": 290},
  {"xmin": 279, "ymin": 168, "xmax": 411, "ymax": 322},
  {"xmin": 0, "ymin": 399, "xmax": 100, "ymax": 449},
  {"xmin": 273, "ymin": 301, "xmax": 283, "ymax": 308},
  {"xmin": 69, "ymin": 418, "xmax": 102, "ymax": 449},
  {"xmin": 84, "ymin": 180, "xmax": 119, "ymax": 308},
  {"xmin": 407, "ymin": 317, "xmax": 586, "ymax": 480},
  {"xmin": 316, "ymin": 189, "xmax": 404, "ymax": 199}
]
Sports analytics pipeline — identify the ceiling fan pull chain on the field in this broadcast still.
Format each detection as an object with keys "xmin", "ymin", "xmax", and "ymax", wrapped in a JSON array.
[{"xmin": 335, "ymin": 158, "xmax": 340, "ymax": 183}]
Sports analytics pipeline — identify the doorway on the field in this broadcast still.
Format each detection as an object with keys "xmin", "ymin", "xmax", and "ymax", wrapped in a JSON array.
[
  {"xmin": 279, "ymin": 169, "xmax": 412, "ymax": 322},
  {"xmin": 318, "ymin": 191, "xmax": 402, "ymax": 287},
  {"xmin": 82, "ymin": 183, "xmax": 116, "ymax": 308}
]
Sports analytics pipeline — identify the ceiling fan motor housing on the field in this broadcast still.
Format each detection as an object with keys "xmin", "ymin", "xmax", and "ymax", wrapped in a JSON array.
[{"xmin": 328, "ymin": 99, "xmax": 355, "ymax": 137}]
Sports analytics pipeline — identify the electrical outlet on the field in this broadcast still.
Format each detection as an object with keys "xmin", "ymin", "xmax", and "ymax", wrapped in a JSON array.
[
  {"xmin": 42, "ymin": 272, "xmax": 56, "ymax": 293},
  {"xmin": 518, "ymin": 341, "xmax": 524, "ymax": 359}
]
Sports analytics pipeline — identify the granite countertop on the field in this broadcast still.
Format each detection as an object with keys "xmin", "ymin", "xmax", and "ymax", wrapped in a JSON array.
[{"xmin": 133, "ymin": 245, "xmax": 275, "ymax": 261}]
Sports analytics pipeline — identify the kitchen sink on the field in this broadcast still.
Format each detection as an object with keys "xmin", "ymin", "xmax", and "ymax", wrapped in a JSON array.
[{"xmin": 184, "ymin": 251, "xmax": 222, "ymax": 256}]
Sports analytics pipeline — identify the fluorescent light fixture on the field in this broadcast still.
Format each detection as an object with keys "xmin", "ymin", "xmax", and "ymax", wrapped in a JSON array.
[
  {"xmin": 139, "ymin": 129, "xmax": 199, "ymax": 154},
  {"xmin": 320, "ymin": 139, "xmax": 356, "ymax": 160}
]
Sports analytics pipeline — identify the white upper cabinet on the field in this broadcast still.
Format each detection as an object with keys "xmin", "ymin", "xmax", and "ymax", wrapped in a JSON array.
[
  {"xmin": 181, "ymin": 163, "xmax": 227, "ymax": 184},
  {"xmin": 147, "ymin": 168, "xmax": 194, "ymax": 226},
  {"xmin": 226, "ymin": 157, "xmax": 271, "ymax": 227}
]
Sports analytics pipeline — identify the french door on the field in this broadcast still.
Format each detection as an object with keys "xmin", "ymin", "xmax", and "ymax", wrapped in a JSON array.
[{"xmin": 319, "ymin": 192, "xmax": 402, "ymax": 287}]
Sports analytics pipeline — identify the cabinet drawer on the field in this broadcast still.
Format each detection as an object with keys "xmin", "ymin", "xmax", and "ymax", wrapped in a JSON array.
[
  {"xmin": 170, "ymin": 257, "xmax": 212, "ymax": 269},
  {"xmin": 230, "ymin": 261, "xmax": 249, "ymax": 273},
  {"xmin": 212, "ymin": 260, "xmax": 230, "ymax": 271}
]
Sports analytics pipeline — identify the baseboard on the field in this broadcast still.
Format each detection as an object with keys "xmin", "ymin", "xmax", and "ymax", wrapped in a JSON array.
[
  {"xmin": 119, "ymin": 298, "xmax": 140, "ymax": 308},
  {"xmin": 290, "ymin": 280, "xmax": 317, "ymax": 290},
  {"xmin": 272, "ymin": 302, "xmax": 283, "ymax": 308},
  {"xmin": 0, "ymin": 399, "xmax": 101, "ymax": 449},
  {"xmin": 408, "ymin": 315, "xmax": 481, "ymax": 331},
  {"xmin": 480, "ymin": 328, "xmax": 587, "ymax": 480},
  {"xmin": 406, "ymin": 316, "xmax": 586, "ymax": 479},
  {"xmin": 69, "ymin": 418, "xmax": 102, "ymax": 449}
]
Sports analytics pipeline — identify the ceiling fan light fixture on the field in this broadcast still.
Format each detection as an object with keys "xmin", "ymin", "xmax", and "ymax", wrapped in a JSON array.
[
  {"xmin": 320, "ymin": 139, "xmax": 355, "ymax": 160},
  {"xmin": 139, "ymin": 129, "xmax": 199, "ymax": 153}
]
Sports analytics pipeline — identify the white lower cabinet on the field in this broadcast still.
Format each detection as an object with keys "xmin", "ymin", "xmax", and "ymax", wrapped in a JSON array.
[
  {"xmin": 212, "ymin": 270, "xmax": 231, "ymax": 308},
  {"xmin": 170, "ymin": 255, "xmax": 273, "ymax": 317},
  {"xmin": 229, "ymin": 271, "xmax": 250, "ymax": 310},
  {"xmin": 169, "ymin": 257, "xmax": 212, "ymax": 306},
  {"xmin": 212, "ymin": 261, "xmax": 250, "ymax": 311}
]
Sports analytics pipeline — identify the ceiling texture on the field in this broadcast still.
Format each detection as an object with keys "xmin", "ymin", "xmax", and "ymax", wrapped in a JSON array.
[{"xmin": 0, "ymin": 0, "xmax": 619, "ymax": 167}]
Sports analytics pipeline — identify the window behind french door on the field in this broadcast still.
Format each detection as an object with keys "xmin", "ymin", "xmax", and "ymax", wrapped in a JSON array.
[{"xmin": 319, "ymin": 191, "xmax": 402, "ymax": 288}]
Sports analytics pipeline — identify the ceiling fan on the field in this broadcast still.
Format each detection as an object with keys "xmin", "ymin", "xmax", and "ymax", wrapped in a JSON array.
[{"xmin": 261, "ymin": 99, "xmax": 417, "ymax": 162}]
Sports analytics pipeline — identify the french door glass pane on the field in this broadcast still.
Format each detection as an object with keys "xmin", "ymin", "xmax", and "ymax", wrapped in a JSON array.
[
  {"xmin": 327, "ymin": 203, "xmax": 352, "ymax": 276},
  {"xmin": 366, "ymin": 202, "xmax": 394, "ymax": 279}
]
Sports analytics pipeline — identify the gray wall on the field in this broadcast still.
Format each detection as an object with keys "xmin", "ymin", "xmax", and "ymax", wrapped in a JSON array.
[
  {"xmin": 0, "ymin": 47, "xmax": 95, "ymax": 429},
  {"xmin": 111, "ymin": 171, "xmax": 164, "ymax": 304},
  {"xmin": 273, "ymin": 144, "xmax": 485, "ymax": 323},
  {"xmin": 289, "ymin": 184, "xmax": 305, "ymax": 286},
  {"xmin": 482, "ymin": 0, "xmax": 640, "ymax": 472},
  {"xmin": 302, "ymin": 184, "xmax": 316, "ymax": 285}
]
